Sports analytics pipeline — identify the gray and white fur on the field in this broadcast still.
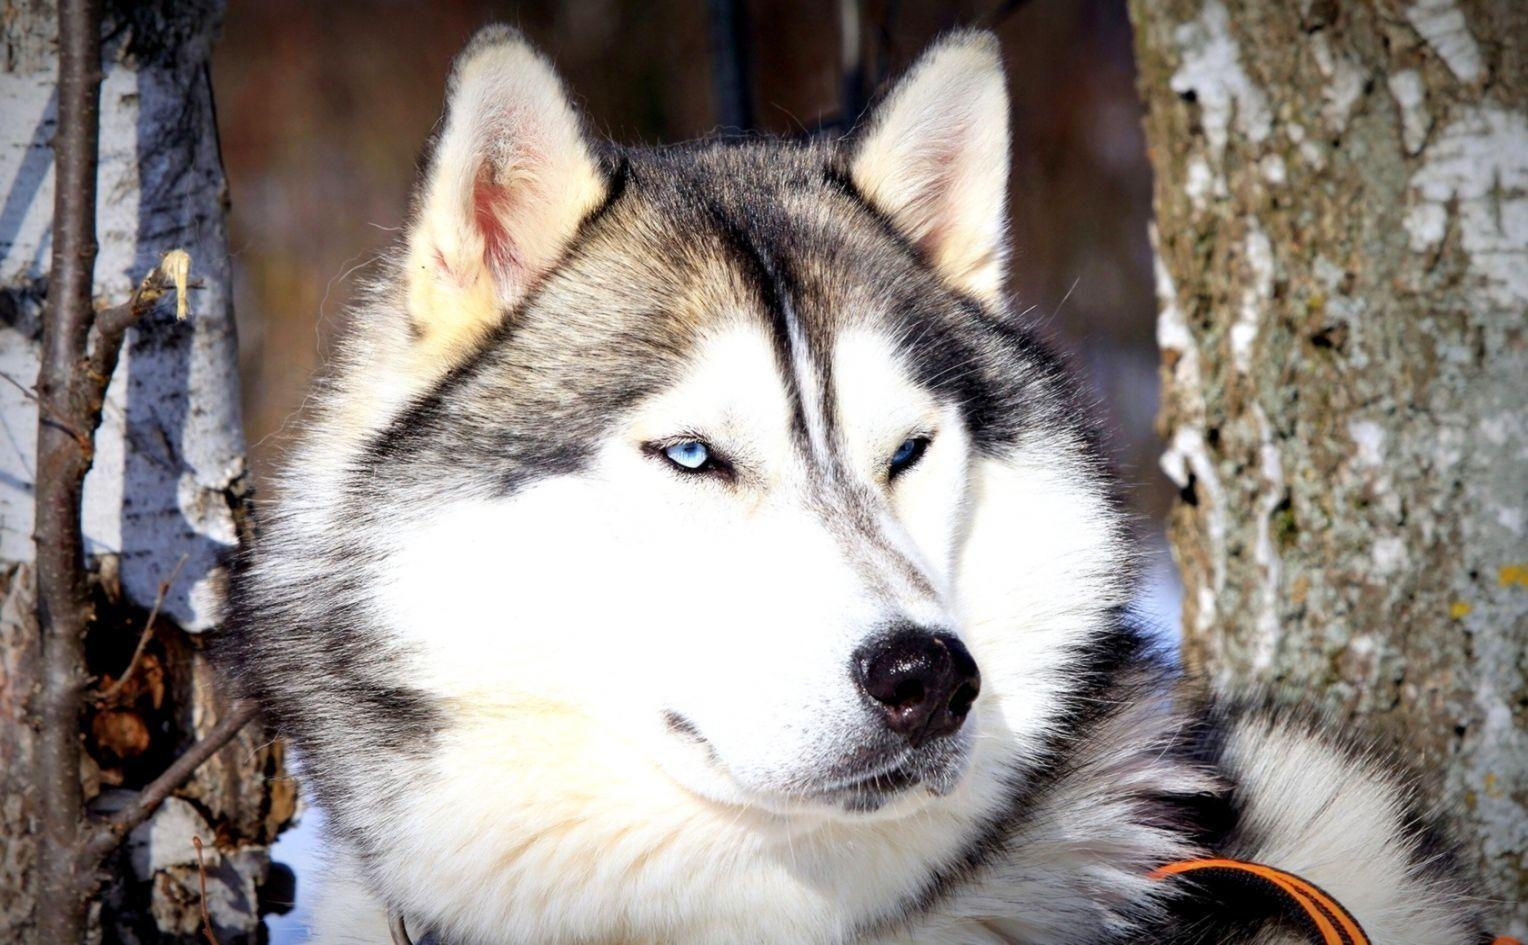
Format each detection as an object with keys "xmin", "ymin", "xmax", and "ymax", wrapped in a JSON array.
[{"xmin": 217, "ymin": 26, "xmax": 1491, "ymax": 945}]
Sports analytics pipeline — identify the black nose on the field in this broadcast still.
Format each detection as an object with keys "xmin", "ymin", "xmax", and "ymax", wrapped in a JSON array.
[{"xmin": 853, "ymin": 628, "xmax": 980, "ymax": 746}]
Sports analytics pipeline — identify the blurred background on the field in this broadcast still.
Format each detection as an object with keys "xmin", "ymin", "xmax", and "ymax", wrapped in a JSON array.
[{"xmin": 209, "ymin": 0, "xmax": 1174, "ymax": 938}]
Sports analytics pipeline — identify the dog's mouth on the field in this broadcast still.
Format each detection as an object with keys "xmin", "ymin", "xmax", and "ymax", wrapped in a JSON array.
[
  {"xmin": 812, "ymin": 759, "xmax": 925, "ymax": 812},
  {"xmin": 661, "ymin": 710, "xmax": 966, "ymax": 815}
]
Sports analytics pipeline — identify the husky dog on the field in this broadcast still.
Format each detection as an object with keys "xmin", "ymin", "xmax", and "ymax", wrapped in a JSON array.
[{"xmin": 220, "ymin": 26, "xmax": 1492, "ymax": 945}]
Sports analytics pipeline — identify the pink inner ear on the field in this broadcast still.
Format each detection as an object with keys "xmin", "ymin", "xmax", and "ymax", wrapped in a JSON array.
[
  {"xmin": 472, "ymin": 168, "xmax": 523, "ymax": 291},
  {"xmin": 909, "ymin": 149, "xmax": 959, "ymax": 256}
]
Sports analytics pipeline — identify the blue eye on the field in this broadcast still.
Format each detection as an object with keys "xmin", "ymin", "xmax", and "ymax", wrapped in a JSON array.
[
  {"xmin": 663, "ymin": 440, "xmax": 711, "ymax": 471},
  {"xmin": 889, "ymin": 436, "xmax": 928, "ymax": 476}
]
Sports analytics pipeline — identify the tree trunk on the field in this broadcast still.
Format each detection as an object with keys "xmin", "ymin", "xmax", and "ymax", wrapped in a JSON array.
[
  {"xmin": 1130, "ymin": 0, "xmax": 1526, "ymax": 934},
  {"xmin": 0, "ymin": 2, "xmax": 292, "ymax": 942}
]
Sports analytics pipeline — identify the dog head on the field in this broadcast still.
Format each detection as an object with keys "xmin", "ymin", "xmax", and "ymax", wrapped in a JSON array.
[{"xmin": 232, "ymin": 26, "xmax": 1131, "ymax": 942}]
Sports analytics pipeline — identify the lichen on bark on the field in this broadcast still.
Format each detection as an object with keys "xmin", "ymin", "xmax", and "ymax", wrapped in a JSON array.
[{"xmin": 1131, "ymin": 0, "xmax": 1526, "ymax": 932}]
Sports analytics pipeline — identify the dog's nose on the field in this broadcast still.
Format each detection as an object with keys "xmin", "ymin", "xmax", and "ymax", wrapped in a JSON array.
[{"xmin": 854, "ymin": 629, "xmax": 980, "ymax": 745}]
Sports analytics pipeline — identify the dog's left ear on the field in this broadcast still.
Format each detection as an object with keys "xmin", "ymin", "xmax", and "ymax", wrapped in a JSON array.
[
  {"xmin": 848, "ymin": 31, "xmax": 1010, "ymax": 305},
  {"xmin": 405, "ymin": 25, "xmax": 608, "ymax": 361}
]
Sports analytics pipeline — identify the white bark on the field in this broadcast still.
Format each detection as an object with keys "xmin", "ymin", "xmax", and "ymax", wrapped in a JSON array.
[
  {"xmin": 1133, "ymin": 0, "xmax": 1526, "ymax": 934},
  {"xmin": 1, "ymin": 5, "xmax": 243, "ymax": 633},
  {"xmin": 1, "ymin": 4, "xmax": 289, "ymax": 942}
]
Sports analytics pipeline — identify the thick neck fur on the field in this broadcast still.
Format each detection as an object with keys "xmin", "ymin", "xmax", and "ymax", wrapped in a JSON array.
[{"xmin": 301, "ymin": 650, "xmax": 1217, "ymax": 945}]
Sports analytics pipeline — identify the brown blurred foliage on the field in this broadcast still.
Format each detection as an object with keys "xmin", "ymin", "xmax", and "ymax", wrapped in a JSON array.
[{"xmin": 213, "ymin": 0, "xmax": 1165, "ymax": 518}]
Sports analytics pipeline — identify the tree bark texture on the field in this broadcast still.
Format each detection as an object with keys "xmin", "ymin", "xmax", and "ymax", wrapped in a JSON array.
[
  {"xmin": 1131, "ymin": 0, "xmax": 1525, "ymax": 934},
  {"xmin": 1, "ymin": 2, "xmax": 293, "ymax": 942}
]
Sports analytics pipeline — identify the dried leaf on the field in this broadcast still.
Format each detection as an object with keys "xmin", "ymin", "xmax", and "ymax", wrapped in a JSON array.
[{"xmin": 93, "ymin": 708, "xmax": 151, "ymax": 759}]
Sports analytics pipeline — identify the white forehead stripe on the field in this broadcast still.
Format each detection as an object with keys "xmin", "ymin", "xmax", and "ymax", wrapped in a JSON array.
[{"xmin": 782, "ymin": 298, "xmax": 834, "ymax": 469}]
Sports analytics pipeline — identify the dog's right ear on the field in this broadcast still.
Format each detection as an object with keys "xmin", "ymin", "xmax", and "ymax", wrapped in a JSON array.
[
  {"xmin": 848, "ymin": 31, "xmax": 1009, "ymax": 306},
  {"xmin": 405, "ymin": 26, "xmax": 607, "ymax": 362}
]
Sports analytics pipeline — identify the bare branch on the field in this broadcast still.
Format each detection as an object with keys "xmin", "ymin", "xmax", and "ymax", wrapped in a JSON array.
[
  {"xmin": 80, "ymin": 699, "xmax": 260, "ymax": 867},
  {"xmin": 34, "ymin": 1, "xmax": 104, "ymax": 941},
  {"xmin": 0, "ymin": 370, "xmax": 89, "ymax": 445},
  {"xmin": 93, "ymin": 250, "xmax": 195, "ymax": 339},
  {"xmin": 95, "ymin": 553, "xmax": 188, "ymax": 705},
  {"xmin": 191, "ymin": 836, "xmax": 222, "ymax": 945},
  {"xmin": 34, "ymin": 5, "xmax": 200, "ymax": 926},
  {"xmin": 85, "ymin": 251, "xmax": 194, "ymax": 419}
]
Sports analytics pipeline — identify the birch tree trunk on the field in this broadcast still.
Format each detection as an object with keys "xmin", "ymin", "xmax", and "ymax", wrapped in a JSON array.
[
  {"xmin": 0, "ymin": 3, "xmax": 292, "ymax": 941},
  {"xmin": 1130, "ymin": 0, "xmax": 1526, "ymax": 934}
]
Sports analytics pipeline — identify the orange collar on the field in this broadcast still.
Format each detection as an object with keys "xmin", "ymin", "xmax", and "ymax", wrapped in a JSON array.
[
  {"xmin": 1151, "ymin": 857, "xmax": 1368, "ymax": 945},
  {"xmin": 1151, "ymin": 857, "xmax": 1521, "ymax": 945}
]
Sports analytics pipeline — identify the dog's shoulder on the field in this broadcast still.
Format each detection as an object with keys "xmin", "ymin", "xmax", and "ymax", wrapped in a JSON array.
[
  {"xmin": 1138, "ymin": 693, "xmax": 1488, "ymax": 945},
  {"xmin": 904, "ymin": 666, "xmax": 1490, "ymax": 945}
]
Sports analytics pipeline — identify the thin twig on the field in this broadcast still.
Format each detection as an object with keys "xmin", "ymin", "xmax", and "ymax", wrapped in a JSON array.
[
  {"xmin": 191, "ymin": 836, "xmax": 221, "ymax": 945},
  {"xmin": 0, "ymin": 370, "xmax": 89, "ymax": 446},
  {"xmin": 0, "ymin": 370, "xmax": 39, "ymax": 402},
  {"xmin": 92, "ymin": 257, "xmax": 197, "ymax": 340},
  {"xmin": 34, "ymin": 0, "xmax": 105, "ymax": 940},
  {"xmin": 85, "ymin": 250, "xmax": 194, "ymax": 406},
  {"xmin": 95, "ymin": 553, "xmax": 189, "ymax": 704},
  {"xmin": 80, "ymin": 699, "xmax": 260, "ymax": 867}
]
